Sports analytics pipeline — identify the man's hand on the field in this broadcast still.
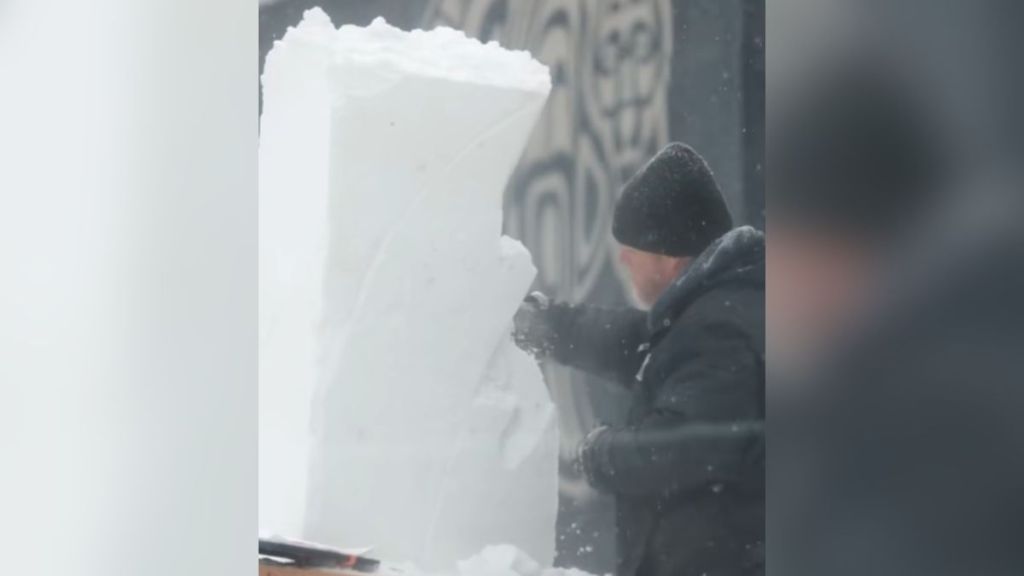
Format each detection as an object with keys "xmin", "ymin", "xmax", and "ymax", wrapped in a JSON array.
[{"xmin": 512, "ymin": 291, "xmax": 556, "ymax": 358}]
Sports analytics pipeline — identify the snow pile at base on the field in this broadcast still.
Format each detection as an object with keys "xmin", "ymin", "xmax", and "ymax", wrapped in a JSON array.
[
  {"xmin": 394, "ymin": 545, "xmax": 599, "ymax": 576},
  {"xmin": 259, "ymin": 8, "xmax": 558, "ymax": 570}
]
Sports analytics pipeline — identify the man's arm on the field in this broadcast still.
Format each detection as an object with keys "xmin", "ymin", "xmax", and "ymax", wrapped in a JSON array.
[
  {"xmin": 582, "ymin": 415, "xmax": 764, "ymax": 498},
  {"xmin": 514, "ymin": 294, "xmax": 649, "ymax": 387},
  {"xmin": 580, "ymin": 295, "xmax": 764, "ymax": 497}
]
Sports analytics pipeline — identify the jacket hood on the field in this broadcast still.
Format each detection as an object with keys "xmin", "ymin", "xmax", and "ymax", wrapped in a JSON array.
[{"xmin": 649, "ymin": 225, "xmax": 765, "ymax": 331}]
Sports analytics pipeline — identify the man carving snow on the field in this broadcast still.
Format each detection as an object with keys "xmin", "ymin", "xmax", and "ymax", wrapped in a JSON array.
[{"xmin": 513, "ymin": 142, "xmax": 765, "ymax": 576}]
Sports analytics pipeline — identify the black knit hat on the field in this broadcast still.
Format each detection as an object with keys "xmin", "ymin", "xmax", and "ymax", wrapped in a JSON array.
[{"xmin": 612, "ymin": 142, "xmax": 733, "ymax": 257}]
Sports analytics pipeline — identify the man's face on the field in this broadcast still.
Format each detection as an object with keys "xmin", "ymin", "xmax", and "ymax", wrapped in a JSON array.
[{"xmin": 619, "ymin": 246, "xmax": 690, "ymax": 308}]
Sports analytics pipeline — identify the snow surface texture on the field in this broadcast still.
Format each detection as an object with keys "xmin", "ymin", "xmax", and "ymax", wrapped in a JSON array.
[
  {"xmin": 390, "ymin": 545, "xmax": 597, "ymax": 576},
  {"xmin": 259, "ymin": 8, "xmax": 559, "ymax": 569}
]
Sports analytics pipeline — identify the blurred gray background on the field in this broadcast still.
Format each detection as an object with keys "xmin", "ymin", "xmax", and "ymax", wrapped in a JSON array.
[{"xmin": 259, "ymin": 1, "xmax": 763, "ymax": 571}]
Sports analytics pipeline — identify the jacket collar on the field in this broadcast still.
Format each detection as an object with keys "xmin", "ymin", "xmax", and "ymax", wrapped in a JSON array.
[{"xmin": 648, "ymin": 226, "xmax": 765, "ymax": 333}]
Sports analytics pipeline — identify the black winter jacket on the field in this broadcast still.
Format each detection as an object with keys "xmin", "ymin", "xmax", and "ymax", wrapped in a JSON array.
[{"xmin": 546, "ymin": 227, "xmax": 765, "ymax": 576}]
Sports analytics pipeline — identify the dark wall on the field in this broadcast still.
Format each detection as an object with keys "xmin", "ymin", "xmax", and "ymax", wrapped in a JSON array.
[
  {"xmin": 672, "ymin": 0, "xmax": 764, "ymax": 229},
  {"xmin": 259, "ymin": 1, "xmax": 763, "ymax": 572}
]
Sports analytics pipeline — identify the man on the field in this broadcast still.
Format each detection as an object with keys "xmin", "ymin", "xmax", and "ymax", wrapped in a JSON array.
[{"xmin": 513, "ymin": 142, "xmax": 765, "ymax": 576}]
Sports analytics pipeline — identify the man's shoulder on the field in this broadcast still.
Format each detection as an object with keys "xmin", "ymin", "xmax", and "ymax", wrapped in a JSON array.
[
  {"xmin": 649, "ymin": 285, "xmax": 763, "ymax": 364},
  {"xmin": 676, "ymin": 282, "xmax": 763, "ymax": 328}
]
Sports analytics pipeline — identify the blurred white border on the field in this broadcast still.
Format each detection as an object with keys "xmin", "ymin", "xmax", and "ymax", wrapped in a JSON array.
[{"xmin": 0, "ymin": 1, "xmax": 257, "ymax": 574}]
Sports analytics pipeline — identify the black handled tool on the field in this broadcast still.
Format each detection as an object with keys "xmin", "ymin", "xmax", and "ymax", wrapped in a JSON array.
[{"xmin": 259, "ymin": 538, "xmax": 381, "ymax": 573}]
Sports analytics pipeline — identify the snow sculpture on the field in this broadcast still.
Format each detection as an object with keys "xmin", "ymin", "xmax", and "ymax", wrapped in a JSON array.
[{"xmin": 259, "ymin": 9, "xmax": 558, "ymax": 569}]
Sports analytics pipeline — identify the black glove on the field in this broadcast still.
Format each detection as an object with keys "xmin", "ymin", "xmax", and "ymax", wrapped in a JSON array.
[{"xmin": 512, "ymin": 291, "xmax": 557, "ymax": 358}]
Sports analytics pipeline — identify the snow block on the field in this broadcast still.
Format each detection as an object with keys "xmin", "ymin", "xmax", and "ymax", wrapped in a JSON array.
[{"xmin": 259, "ymin": 9, "xmax": 557, "ymax": 569}]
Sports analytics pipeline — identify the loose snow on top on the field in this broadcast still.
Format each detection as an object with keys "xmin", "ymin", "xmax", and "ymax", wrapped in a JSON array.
[{"xmin": 271, "ymin": 8, "xmax": 551, "ymax": 94}]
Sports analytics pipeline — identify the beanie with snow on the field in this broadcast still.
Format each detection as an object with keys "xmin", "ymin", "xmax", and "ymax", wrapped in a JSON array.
[{"xmin": 612, "ymin": 142, "xmax": 733, "ymax": 257}]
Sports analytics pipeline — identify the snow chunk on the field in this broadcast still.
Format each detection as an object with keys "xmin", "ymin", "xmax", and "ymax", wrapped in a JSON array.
[{"xmin": 391, "ymin": 545, "xmax": 600, "ymax": 576}]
